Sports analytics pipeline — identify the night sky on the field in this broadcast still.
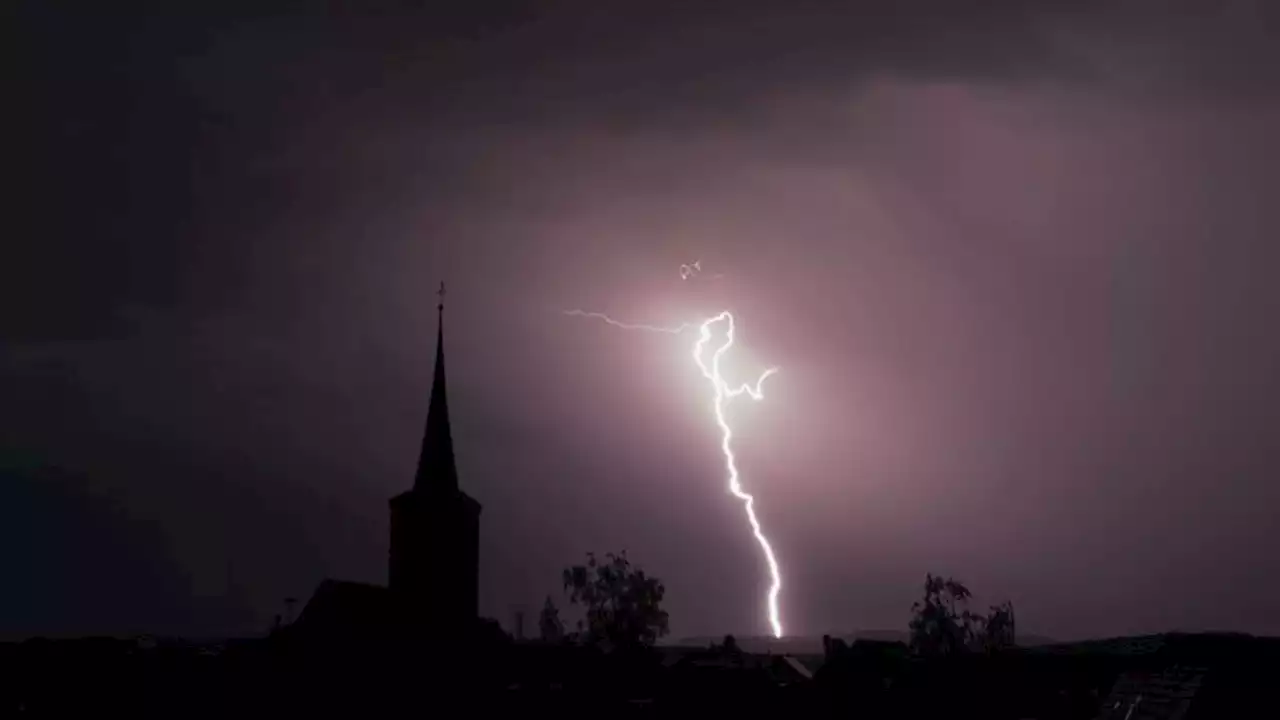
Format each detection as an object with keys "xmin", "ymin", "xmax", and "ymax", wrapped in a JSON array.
[{"xmin": 7, "ymin": 1, "xmax": 1280, "ymax": 641}]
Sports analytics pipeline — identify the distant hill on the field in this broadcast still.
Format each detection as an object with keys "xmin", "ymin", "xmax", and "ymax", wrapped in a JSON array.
[
  {"xmin": 671, "ymin": 630, "xmax": 1058, "ymax": 654},
  {"xmin": 671, "ymin": 631, "xmax": 904, "ymax": 655},
  {"xmin": 1015, "ymin": 633, "xmax": 1059, "ymax": 647}
]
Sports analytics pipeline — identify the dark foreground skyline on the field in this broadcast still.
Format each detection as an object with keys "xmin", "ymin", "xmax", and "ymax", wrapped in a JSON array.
[{"xmin": 7, "ymin": 1, "xmax": 1280, "ymax": 641}]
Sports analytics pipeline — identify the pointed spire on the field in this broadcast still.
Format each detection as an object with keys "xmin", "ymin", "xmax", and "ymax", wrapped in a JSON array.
[{"xmin": 414, "ymin": 281, "xmax": 458, "ymax": 492}]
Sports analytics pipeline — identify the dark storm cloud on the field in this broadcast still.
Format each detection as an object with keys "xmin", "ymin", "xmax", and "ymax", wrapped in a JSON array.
[{"xmin": 8, "ymin": 1, "xmax": 1280, "ymax": 639}]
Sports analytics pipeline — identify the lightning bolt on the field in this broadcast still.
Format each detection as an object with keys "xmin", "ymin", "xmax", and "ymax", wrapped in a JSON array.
[
  {"xmin": 561, "ymin": 309, "xmax": 695, "ymax": 335},
  {"xmin": 564, "ymin": 308, "xmax": 785, "ymax": 638}
]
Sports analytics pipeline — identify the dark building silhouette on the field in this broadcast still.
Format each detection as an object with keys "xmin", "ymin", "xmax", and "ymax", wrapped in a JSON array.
[
  {"xmin": 389, "ymin": 290, "xmax": 483, "ymax": 627},
  {"xmin": 297, "ymin": 285, "xmax": 482, "ymax": 637}
]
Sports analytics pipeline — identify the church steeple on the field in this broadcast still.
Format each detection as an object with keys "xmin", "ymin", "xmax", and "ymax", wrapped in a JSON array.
[
  {"xmin": 414, "ymin": 281, "xmax": 458, "ymax": 493},
  {"xmin": 388, "ymin": 280, "xmax": 482, "ymax": 627}
]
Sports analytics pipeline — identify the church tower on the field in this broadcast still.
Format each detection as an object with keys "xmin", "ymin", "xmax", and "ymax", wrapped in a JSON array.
[{"xmin": 389, "ymin": 284, "xmax": 482, "ymax": 629}]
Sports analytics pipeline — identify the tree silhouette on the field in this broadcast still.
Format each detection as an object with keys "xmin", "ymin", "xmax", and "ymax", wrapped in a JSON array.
[
  {"xmin": 909, "ymin": 573, "xmax": 979, "ymax": 656},
  {"xmin": 981, "ymin": 600, "xmax": 1017, "ymax": 652},
  {"xmin": 721, "ymin": 634, "xmax": 740, "ymax": 654},
  {"xmin": 909, "ymin": 573, "xmax": 1017, "ymax": 655},
  {"xmin": 538, "ymin": 595, "xmax": 564, "ymax": 642},
  {"xmin": 562, "ymin": 551, "xmax": 669, "ymax": 650}
]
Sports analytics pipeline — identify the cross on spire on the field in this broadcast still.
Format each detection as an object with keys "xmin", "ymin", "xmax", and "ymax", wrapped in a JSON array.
[{"xmin": 437, "ymin": 281, "xmax": 446, "ymax": 313}]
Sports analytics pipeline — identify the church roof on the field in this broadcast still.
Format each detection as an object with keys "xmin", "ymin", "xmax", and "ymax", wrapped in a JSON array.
[
  {"xmin": 295, "ymin": 579, "xmax": 392, "ymax": 634},
  {"xmin": 414, "ymin": 283, "xmax": 458, "ymax": 493}
]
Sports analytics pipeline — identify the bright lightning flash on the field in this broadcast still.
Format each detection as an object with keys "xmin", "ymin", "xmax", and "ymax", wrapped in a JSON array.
[
  {"xmin": 693, "ymin": 312, "xmax": 783, "ymax": 639},
  {"xmin": 563, "ymin": 308, "xmax": 785, "ymax": 638}
]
